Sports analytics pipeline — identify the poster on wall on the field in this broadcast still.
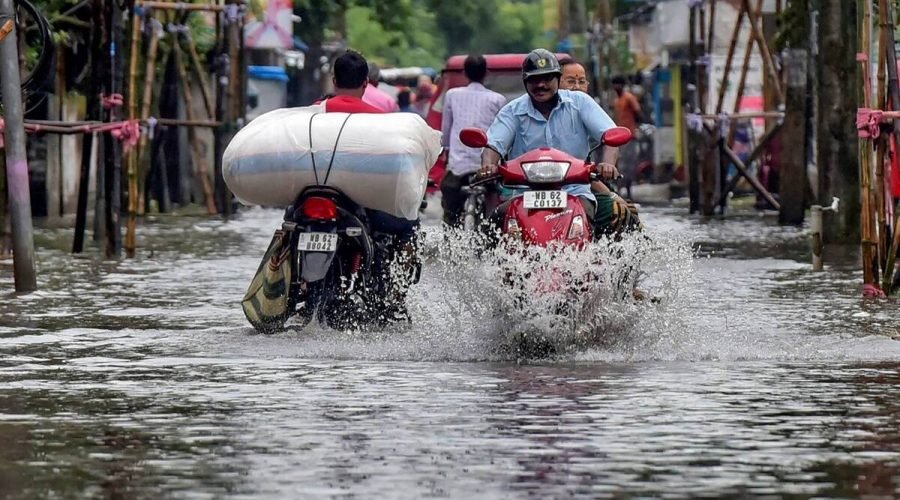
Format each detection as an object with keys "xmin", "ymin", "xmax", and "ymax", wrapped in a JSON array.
[{"xmin": 244, "ymin": 0, "xmax": 294, "ymax": 50}]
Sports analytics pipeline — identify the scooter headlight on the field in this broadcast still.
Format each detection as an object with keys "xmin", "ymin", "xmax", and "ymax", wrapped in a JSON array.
[{"xmin": 521, "ymin": 161, "xmax": 570, "ymax": 183}]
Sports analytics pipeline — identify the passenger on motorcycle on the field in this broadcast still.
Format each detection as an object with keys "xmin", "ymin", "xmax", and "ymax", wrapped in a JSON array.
[
  {"xmin": 478, "ymin": 49, "xmax": 621, "ymax": 230},
  {"xmin": 559, "ymin": 58, "xmax": 643, "ymax": 238}
]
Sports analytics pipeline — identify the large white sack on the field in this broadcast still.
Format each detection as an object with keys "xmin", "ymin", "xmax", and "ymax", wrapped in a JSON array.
[{"xmin": 223, "ymin": 105, "xmax": 442, "ymax": 220}]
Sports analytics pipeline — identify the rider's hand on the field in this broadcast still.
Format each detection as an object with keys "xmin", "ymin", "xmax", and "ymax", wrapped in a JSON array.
[
  {"xmin": 597, "ymin": 163, "xmax": 620, "ymax": 181},
  {"xmin": 477, "ymin": 163, "xmax": 498, "ymax": 178}
]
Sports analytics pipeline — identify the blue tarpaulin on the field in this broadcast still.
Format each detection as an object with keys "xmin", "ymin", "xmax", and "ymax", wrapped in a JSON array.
[{"xmin": 248, "ymin": 66, "xmax": 289, "ymax": 82}]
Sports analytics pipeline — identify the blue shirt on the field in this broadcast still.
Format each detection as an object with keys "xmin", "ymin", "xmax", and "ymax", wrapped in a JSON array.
[{"xmin": 486, "ymin": 90, "xmax": 616, "ymax": 201}]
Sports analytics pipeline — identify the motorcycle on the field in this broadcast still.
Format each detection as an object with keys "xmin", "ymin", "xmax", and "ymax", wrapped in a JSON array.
[
  {"xmin": 276, "ymin": 186, "xmax": 420, "ymax": 331},
  {"xmin": 458, "ymin": 126, "xmax": 633, "ymax": 246},
  {"xmin": 458, "ymin": 126, "xmax": 634, "ymax": 356}
]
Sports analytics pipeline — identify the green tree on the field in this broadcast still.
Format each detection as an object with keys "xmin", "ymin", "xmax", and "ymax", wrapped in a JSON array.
[
  {"xmin": 293, "ymin": 0, "xmax": 411, "ymax": 104},
  {"xmin": 345, "ymin": 5, "xmax": 443, "ymax": 69}
]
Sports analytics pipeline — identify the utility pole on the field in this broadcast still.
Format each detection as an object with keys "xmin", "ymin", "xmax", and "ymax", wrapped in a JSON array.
[
  {"xmin": 779, "ymin": 48, "xmax": 809, "ymax": 225},
  {"xmin": 815, "ymin": 0, "xmax": 858, "ymax": 242},
  {"xmin": 0, "ymin": 0, "xmax": 37, "ymax": 292}
]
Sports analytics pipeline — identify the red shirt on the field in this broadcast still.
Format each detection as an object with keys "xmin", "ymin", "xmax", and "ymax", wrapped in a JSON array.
[{"xmin": 323, "ymin": 95, "xmax": 384, "ymax": 114}]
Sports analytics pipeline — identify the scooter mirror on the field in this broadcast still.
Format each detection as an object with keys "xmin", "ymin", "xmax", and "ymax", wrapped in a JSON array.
[
  {"xmin": 459, "ymin": 128, "xmax": 489, "ymax": 149},
  {"xmin": 601, "ymin": 126, "xmax": 633, "ymax": 147}
]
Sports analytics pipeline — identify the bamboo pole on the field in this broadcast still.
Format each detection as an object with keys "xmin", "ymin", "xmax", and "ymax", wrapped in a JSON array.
[
  {"xmin": 125, "ymin": 6, "xmax": 142, "ymax": 258},
  {"xmin": 138, "ymin": 20, "xmax": 170, "ymax": 216},
  {"xmin": 860, "ymin": 0, "xmax": 878, "ymax": 288},
  {"xmin": 181, "ymin": 32, "xmax": 215, "ymax": 119},
  {"xmin": 879, "ymin": 0, "xmax": 900, "ymax": 292},
  {"xmin": 742, "ymin": 0, "xmax": 783, "ymax": 104},
  {"xmin": 715, "ymin": 1, "xmax": 747, "ymax": 114},
  {"xmin": 728, "ymin": 0, "xmax": 763, "ymax": 146},
  {"xmin": 174, "ymin": 44, "xmax": 218, "ymax": 214},
  {"xmin": 707, "ymin": 0, "xmax": 717, "ymax": 68},
  {"xmin": 135, "ymin": 1, "xmax": 228, "ymax": 12},
  {"xmin": 24, "ymin": 118, "xmax": 222, "ymax": 128}
]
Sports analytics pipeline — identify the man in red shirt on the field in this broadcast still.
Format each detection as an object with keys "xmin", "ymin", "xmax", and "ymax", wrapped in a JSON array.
[
  {"xmin": 319, "ymin": 50, "xmax": 419, "ymax": 318},
  {"xmin": 320, "ymin": 50, "xmax": 385, "ymax": 114}
]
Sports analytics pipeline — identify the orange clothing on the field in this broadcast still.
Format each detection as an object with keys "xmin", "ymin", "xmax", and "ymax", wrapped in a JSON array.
[{"xmin": 614, "ymin": 91, "xmax": 641, "ymax": 132}]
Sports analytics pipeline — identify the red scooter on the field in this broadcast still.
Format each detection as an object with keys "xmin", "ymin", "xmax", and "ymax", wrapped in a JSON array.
[{"xmin": 458, "ymin": 126, "xmax": 633, "ymax": 247}]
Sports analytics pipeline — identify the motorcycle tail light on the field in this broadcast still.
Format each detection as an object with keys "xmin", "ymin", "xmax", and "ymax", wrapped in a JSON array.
[
  {"xmin": 506, "ymin": 218, "xmax": 522, "ymax": 239},
  {"xmin": 521, "ymin": 161, "xmax": 570, "ymax": 183},
  {"xmin": 302, "ymin": 197, "xmax": 337, "ymax": 220},
  {"xmin": 568, "ymin": 215, "xmax": 586, "ymax": 240}
]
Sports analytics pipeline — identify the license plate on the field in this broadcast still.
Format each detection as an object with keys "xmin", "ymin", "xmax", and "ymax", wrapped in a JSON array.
[
  {"xmin": 298, "ymin": 232, "xmax": 338, "ymax": 252},
  {"xmin": 523, "ymin": 190, "xmax": 566, "ymax": 209}
]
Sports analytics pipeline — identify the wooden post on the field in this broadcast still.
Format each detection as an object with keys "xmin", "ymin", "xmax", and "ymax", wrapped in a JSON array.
[
  {"xmin": 779, "ymin": 45, "xmax": 809, "ymax": 225},
  {"xmin": 0, "ymin": 0, "xmax": 37, "ymax": 291},
  {"xmin": 811, "ymin": 204, "xmax": 824, "ymax": 270},
  {"xmin": 856, "ymin": 0, "xmax": 877, "ymax": 286}
]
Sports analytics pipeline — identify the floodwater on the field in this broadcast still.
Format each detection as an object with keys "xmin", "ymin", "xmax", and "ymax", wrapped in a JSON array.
[{"xmin": 2, "ymin": 203, "xmax": 900, "ymax": 499}]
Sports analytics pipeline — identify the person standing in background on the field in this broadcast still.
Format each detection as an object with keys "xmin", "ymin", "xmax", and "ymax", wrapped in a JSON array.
[
  {"xmin": 439, "ymin": 54, "xmax": 506, "ymax": 227},
  {"xmin": 363, "ymin": 61, "xmax": 400, "ymax": 112},
  {"xmin": 611, "ymin": 75, "xmax": 645, "ymax": 199},
  {"xmin": 413, "ymin": 74, "xmax": 438, "ymax": 117}
]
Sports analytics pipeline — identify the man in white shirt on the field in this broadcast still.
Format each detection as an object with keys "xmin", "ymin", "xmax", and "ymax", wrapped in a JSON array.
[{"xmin": 440, "ymin": 54, "xmax": 507, "ymax": 227}]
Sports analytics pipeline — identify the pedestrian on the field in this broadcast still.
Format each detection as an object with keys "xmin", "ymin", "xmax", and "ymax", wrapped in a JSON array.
[
  {"xmin": 439, "ymin": 54, "xmax": 507, "ymax": 227},
  {"xmin": 363, "ymin": 61, "xmax": 400, "ymax": 112},
  {"xmin": 413, "ymin": 74, "xmax": 437, "ymax": 117},
  {"xmin": 611, "ymin": 75, "xmax": 645, "ymax": 198}
]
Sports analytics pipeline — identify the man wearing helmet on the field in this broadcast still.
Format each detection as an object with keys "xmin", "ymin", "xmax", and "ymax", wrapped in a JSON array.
[{"xmin": 478, "ymin": 49, "xmax": 621, "ymax": 226}]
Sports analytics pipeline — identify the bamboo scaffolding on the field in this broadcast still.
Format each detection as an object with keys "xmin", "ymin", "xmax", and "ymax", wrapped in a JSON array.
[
  {"xmin": 860, "ymin": 0, "xmax": 879, "ymax": 287},
  {"xmin": 741, "ymin": 0, "xmax": 783, "ymax": 104},
  {"xmin": 879, "ymin": 0, "xmax": 900, "ymax": 292},
  {"xmin": 173, "ymin": 42, "xmax": 217, "ymax": 214},
  {"xmin": 715, "ymin": 1, "xmax": 746, "ymax": 114},
  {"xmin": 728, "ymin": 0, "xmax": 764, "ymax": 147},
  {"xmin": 182, "ymin": 32, "xmax": 215, "ymax": 119}
]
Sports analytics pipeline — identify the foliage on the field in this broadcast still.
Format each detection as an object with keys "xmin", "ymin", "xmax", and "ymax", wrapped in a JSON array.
[{"xmin": 345, "ymin": 5, "xmax": 443, "ymax": 69}]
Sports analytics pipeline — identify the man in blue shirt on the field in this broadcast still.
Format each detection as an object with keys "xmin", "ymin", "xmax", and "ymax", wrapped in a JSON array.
[{"xmin": 479, "ymin": 49, "xmax": 621, "ymax": 224}]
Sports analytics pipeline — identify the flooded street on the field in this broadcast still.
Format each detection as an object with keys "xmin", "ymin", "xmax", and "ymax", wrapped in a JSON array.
[{"xmin": 2, "ymin": 205, "xmax": 900, "ymax": 498}]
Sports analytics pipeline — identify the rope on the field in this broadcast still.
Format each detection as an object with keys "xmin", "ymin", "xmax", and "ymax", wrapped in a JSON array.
[
  {"xmin": 307, "ymin": 113, "xmax": 321, "ymax": 185},
  {"xmin": 323, "ymin": 115, "xmax": 352, "ymax": 185}
]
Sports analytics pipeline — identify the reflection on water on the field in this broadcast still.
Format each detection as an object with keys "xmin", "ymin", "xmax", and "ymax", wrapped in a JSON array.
[{"xmin": 1, "ymin": 206, "xmax": 899, "ymax": 498}]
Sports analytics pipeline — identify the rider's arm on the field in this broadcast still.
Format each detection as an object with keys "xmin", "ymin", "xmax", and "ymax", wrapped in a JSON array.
[
  {"xmin": 480, "ymin": 103, "xmax": 516, "ymax": 174},
  {"xmin": 481, "ymin": 147, "xmax": 502, "ymax": 172}
]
